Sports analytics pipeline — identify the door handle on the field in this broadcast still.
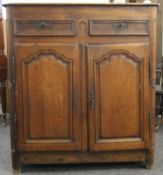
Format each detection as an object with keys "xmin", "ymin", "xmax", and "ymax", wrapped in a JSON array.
[
  {"xmin": 89, "ymin": 88, "xmax": 95, "ymax": 109},
  {"xmin": 113, "ymin": 22, "xmax": 128, "ymax": 29}
]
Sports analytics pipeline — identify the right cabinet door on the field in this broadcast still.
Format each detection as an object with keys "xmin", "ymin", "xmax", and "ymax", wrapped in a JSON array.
[{"xmin": 87, "ymin": 43, "xmax": 150, "ymax": 151}]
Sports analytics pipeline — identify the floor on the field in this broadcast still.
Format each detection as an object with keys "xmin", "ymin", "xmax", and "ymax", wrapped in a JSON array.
[{"xmin": 0, "ymin": 117, "xmax": 163, "ymax": 175}]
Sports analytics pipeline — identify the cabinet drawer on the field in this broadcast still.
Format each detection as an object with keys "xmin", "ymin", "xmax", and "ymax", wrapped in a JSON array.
[
  {"xmin": 14, "ymin": 20, "xmax": 76, "ymax": 36},
  {"xmin": 89, "ymin": 20, "xmax": 149, "ymax": 36}
]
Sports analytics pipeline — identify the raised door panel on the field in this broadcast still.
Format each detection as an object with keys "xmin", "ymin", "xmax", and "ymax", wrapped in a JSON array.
[
  {"xmin": 87, "ymin": 43, "xmax": 150, "ymax": 151},
  {"xmin": 15, "ymin": 43, "xmax": 83, "ymax": 151}
]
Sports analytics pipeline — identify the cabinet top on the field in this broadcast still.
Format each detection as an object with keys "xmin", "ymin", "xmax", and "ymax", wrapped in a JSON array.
[{"xmin": 3, "ymin": 3, "xmax": 159, "ymax": 7}]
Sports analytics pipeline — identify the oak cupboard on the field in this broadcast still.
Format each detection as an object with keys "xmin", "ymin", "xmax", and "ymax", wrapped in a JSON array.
[{"xmin": 4, "ymin": 3, "xmax": 158, "ymax": 173}]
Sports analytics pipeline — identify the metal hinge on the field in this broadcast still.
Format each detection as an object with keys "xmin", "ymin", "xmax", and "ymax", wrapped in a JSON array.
[
  {"xmin": 11, "ymin": 56, "xmax": 15, "ymax": 66},
  {"xmin": 13, "ymin": 113, "xmax": 17, "ymax": 123},
  {"xmin": 149, "ymin": 57, "xmax": 155, "ymax": 88},
  {"xmin": 8, "ymin": 79, "xmax": 15, "ymax": 90},
  {"xmin": 8, "ymin": 56, "xmax": 16, "ymax": 90},
  {"xmin": 9, "ymin": 113, "xmax": 17, "ymax": 140},
  {"xmin": 13, "ymin": 113, "xmax": 18, "ymax": 140},
  {"xmin": 89, "ymin": 88, "xmax": 95, "ymax": 109},
  {"xmin": 0, "ymin": 82, "xmax": 6, "ymax": 88},
  {"xmin": 9, "ymin": 113, "xmax": 16, "ymax": 121},
  {"xmin": 148, "ymin": 112, "xmax": 152, "ymax": 139},
  {"xmin": 11, "ymin": 56, "xmax": 16, "ymax": 78}
]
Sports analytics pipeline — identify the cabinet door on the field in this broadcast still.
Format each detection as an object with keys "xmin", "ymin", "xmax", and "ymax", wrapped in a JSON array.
[
  {"xmin": 87, "ymin": 43, "xmax": 150, "ymax": 151},
  {"xmin": 15, "ymin": 43, "xmax": 83, "ymax": 151}
]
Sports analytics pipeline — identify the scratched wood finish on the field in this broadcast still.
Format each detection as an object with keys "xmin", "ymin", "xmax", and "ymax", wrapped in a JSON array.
[{"xmin": 4, "ymin": 3, "xmax": 157, "ymax": 173}]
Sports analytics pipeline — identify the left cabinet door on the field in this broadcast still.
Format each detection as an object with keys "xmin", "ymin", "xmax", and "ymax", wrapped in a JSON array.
[{"xmin": 15, "ymin": 43, "xmax": 83, "ymax": 151}]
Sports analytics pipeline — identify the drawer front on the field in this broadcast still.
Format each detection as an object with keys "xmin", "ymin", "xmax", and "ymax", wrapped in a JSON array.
[
  {"xmin": 89, "ymin": 20, "xmax": 149, "ymax": 36},
  {"xmin": 14, "ymin": 20, "xmax": 76, "ymax": 36}
]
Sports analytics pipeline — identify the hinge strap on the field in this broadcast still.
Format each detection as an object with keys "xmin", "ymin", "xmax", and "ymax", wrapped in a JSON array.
[
  {"xmin": 8, "ymin": 56, "xmax": 16, "ymax": 89},
  {"xmin": 148, "ymin": 112, "xmax": 152, "ymax": 139},
  {"xmin": 89, "ymin": 88, "xmax": 95, "ymax": 109},
  {"xmin": 149, "ymin": 57, "xmax": 155, "ymax": 88}
]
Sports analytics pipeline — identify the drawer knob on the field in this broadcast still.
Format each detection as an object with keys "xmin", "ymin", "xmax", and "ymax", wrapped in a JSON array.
[
  {"xmin": 113, "ymin": 22, "xmax": 128, "ymax": 29},
  {"xmin": 39, "ymin": 22, "xmax": 49, "ymax": 28}
]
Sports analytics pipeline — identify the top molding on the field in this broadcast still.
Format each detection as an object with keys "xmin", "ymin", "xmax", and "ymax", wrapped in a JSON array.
[{"xmin": 3, "ymin": 3, "xmax": 159, "ymax": 7}]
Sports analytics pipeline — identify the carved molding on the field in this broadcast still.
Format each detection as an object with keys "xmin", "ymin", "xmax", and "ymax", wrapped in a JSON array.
[
  {"xmin": 95, "ymin": 50, "xmax": 142, "ymax": 65},
  {"xmin": 79, "ymin": 20, "xmax": 87, "ymax": 36},
  {"xmin": 22, "ymin": 50, "xmax": 71, "ymax": 65}
]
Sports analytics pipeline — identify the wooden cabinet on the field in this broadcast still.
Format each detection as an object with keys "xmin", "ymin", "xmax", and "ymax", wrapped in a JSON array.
[{"xmin": 4, "ymin": 3, "xmax": 158, "ymax": 173}]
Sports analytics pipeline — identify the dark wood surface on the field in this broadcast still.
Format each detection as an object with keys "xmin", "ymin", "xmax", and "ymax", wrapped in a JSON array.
[{"xmin": 5, "ymin": 4, "xmax": 157, "ymax": 173}]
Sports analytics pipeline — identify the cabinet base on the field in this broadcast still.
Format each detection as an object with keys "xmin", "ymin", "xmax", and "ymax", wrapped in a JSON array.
[
  {"xmin": 11, "ymin": 150, "xmax": 154, "ymax": 173},
  {"xmin": 18, "ymin": 151, "xmax": 146, "ymax": 165}
]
